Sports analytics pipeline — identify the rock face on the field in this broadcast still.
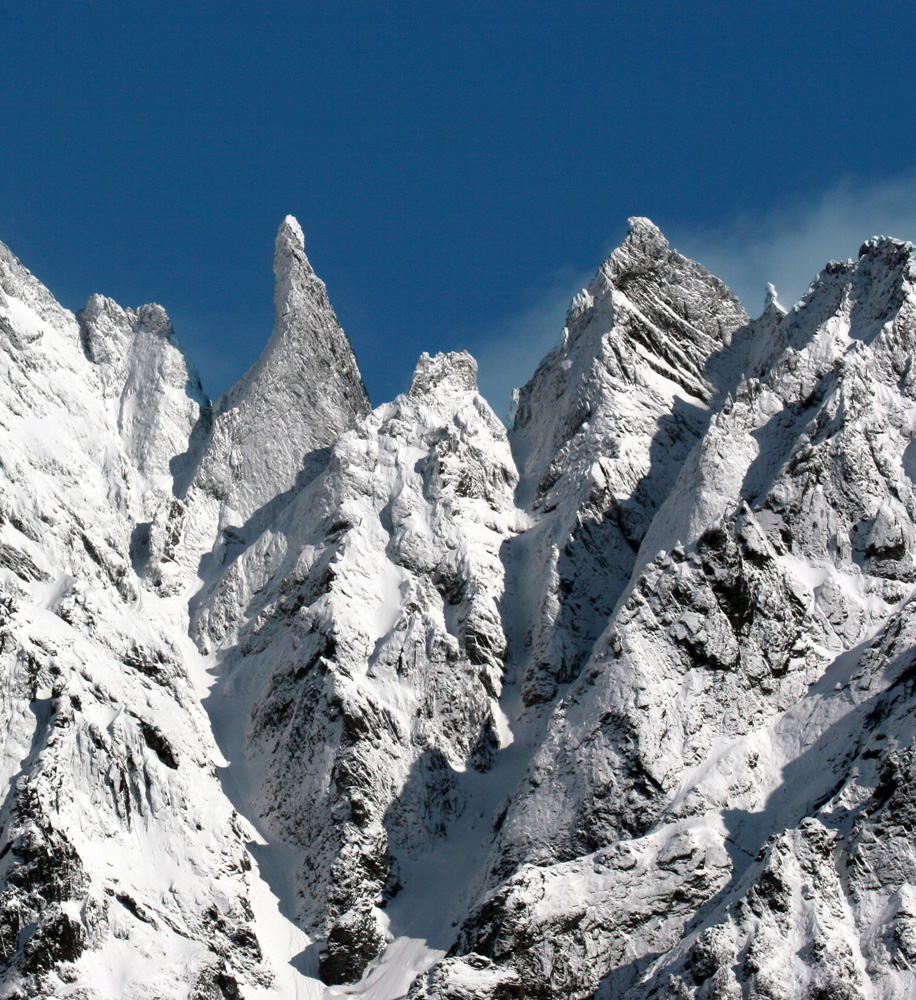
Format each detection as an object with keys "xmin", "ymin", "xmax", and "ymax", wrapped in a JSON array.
[
  {"xmin": 2, "ymin": 216, "xmax": 916, "ymax": 1000},
  {"xmin": 512, "ymin": 218, "xmax": 748, "ymax": 706},
  {"xmin": 194, "ymin": 215, "xmax": 369, "ymax": 522},
  {"xmin": 199, "ymin": 349, "xmax": 521, "ymax": 985},
  {"xmin": 447, "ymin": 232, "xmax": 916, "ymax": 1000},
  {"xmin": 153, "ymin": 215, "xmax": 370, "ymax": 600},
  {"xmin": 0, "ymin": 237, "xmax": 269, "ymax": 998}
]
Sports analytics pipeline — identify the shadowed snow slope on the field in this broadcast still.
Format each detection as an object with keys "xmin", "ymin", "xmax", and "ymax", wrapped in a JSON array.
[{"xmin": 2, "ymin": 219, "xmax": 916, "ymax": 1000}]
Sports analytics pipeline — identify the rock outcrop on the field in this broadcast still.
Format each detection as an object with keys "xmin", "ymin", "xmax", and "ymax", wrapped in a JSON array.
[{"xmin": 1, "ymin": 217, "xmax": 916, "ymax": 1000}]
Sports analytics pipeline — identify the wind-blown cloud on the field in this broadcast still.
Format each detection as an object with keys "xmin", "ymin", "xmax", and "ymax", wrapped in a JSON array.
[
  {"xmin": 669, "ymin": 171, "xmax": 916, "ymax": 317},
  {"xmin": 472, "ymin": 263, "xmax": 596, "ymax": 422}
]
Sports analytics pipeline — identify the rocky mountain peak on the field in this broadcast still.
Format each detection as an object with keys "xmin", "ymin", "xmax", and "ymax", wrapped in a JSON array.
[
  {"xmin": 181, "ymin": 217, "xmax": 370, "ymax": 532},
  {"xmin": 75, "ymin": 292, "xmax": 207, "ymax": 496},
  {"xmin": 134, "ymin": 301, "xmax": 174, "ymax": 338},
  {"xmin": 265, "ymin": 213, "xmax": 362, "ymax": 378},
  {"xmin": 79, "ymin": 295, "xmax": 177, "ymax": 367},
  {"xmin": 276, "ymin": 212, "xmax": 305, "ymax": 250},
  {"xmin": 408, "ymin": 350, "xmax": 479, "ymax": 399},
  {"xmin": 273, "ymin": 213, "xmax": 316, "ymax": 318},
  {"xmin": 604, "ymin": 215, "xmax": 670, "ymax": 279},
  {"xmin": 859, "ymin": 233, "xmax": 913, "ymax": 260},
  {"xmin": 507, "ymin": 221, "xmax": 752, "ymax": 706},
  {"xmin": 0, "ymin": 239, "xmax": 79, "ymax": 342}
]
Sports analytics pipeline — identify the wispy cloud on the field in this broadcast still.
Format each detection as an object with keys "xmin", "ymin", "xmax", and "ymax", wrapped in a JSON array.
[
  {"xmin": 472, "ymin": 264, "xmax": 596, "ymax": 421},
  {"xmin": 669, "ymin": 171, "xmax": 916, "ymax": 316}
]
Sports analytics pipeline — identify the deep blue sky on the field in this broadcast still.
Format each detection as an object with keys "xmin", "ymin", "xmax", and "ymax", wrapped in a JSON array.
[{"xmin": 2, "ymin": 2, "xmax": 915, "ymax": 414}]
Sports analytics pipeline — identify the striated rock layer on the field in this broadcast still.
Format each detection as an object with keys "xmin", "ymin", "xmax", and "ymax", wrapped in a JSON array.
[{"xmin": 1, "ymin": 216, "xmax": 916, "ymax": 1000}]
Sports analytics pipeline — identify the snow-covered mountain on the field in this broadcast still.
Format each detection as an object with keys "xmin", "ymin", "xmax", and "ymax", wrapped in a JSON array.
[{"xmin": 1, "ymin": 215, "xmax": 916, "ymax": 999}]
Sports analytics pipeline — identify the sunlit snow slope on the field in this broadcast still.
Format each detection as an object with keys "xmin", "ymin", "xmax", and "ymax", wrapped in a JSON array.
[{"xmin": 2, "ymin": 218, "xmax": 916, "ymax": 1000}]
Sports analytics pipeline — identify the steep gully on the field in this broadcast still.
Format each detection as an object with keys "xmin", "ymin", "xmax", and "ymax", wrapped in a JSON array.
[{"xmin": 194, "ymin": 226, "xmax": 750, "ymax": 997}]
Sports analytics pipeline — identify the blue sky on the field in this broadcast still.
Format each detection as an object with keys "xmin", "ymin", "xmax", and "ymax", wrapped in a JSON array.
[{"xmin": 2, "ymin": 2, "xmax": 915, "ymax": 415}]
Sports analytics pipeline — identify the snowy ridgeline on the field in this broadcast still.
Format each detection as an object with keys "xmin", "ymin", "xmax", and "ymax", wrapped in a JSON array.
[{"xmin": 1, "ymin": 216, "xmax": 916, "ymax": 999}]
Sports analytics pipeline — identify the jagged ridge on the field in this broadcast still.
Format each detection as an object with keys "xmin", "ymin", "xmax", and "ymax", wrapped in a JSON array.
[{"xmin": 0, "ymin": 217, "xmax": 915, "ymax": 1000}]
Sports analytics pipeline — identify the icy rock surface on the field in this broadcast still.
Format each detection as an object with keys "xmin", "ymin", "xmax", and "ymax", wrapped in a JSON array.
[
  {"xmin": 4, "ymin": 217, "xmax": 916, "ymax": 1000},
  {"xmin": 406, "ymin": 954, "xmax": 523, "ymax": 999},
  {"xmin": 512, "ymin": 217, "xmax": 749, "ymax": 705},
  {"xmin": 194, "ymin": 216, "xmax": 369, "ymax": 522},
  {"xmin": 0, "ymin": 245, "xmax": 274, "ymax": 997},
  {"xmin": 155, "ymin": 215, "xmax": 370, "ymax": 600},
  {"xmin": 445, "ymin": 234, "xmax": 916, "ymax": 998},
  {"xmin": 200, "ymin": 349, "xmax": 521, "ymax": 985}
]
